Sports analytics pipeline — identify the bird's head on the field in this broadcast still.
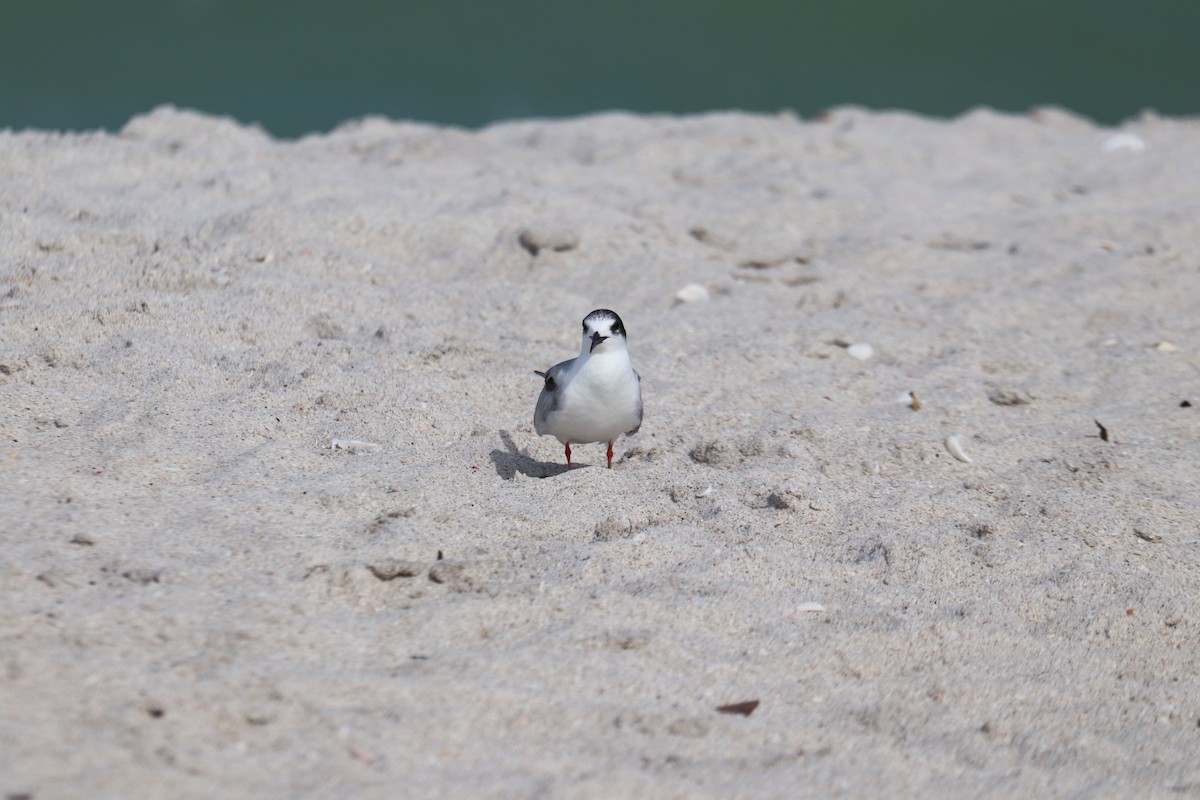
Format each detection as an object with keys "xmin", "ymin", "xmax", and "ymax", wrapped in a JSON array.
[{"xmin": 581, "ymin": 308, "xmax": 628, "ymax": 354}]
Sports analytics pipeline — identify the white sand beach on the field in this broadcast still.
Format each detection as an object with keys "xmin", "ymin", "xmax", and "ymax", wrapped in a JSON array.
[{"xmin": 2, "ymin": 105, "xmax": 1198, "ymax": 797}]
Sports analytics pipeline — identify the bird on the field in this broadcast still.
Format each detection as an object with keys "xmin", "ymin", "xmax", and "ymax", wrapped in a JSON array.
[{"xmin": 534, "ymin": 309, "xmax": 643, "ymax": 470}]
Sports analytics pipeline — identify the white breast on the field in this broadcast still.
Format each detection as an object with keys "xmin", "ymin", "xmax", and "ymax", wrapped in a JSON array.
[{"xmin": 546, "ymin": 351, "xmax": 640, "ymax": 445}]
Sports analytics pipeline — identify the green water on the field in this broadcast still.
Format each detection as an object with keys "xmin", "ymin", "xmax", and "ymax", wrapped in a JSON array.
[{"xmin": 3, "ymin": 0, "xmax": 1197, "ymax": 137}]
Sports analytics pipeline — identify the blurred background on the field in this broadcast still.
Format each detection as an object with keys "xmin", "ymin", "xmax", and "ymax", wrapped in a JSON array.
[{"xmin": 3, "ymin": 0, "xmax": 1197, "ymax": 138}]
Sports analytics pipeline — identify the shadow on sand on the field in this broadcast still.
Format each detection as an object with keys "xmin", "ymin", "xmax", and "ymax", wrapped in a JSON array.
[{"xmin": 490, "ymin": 430, "xmax": 578, "ymax": 479}]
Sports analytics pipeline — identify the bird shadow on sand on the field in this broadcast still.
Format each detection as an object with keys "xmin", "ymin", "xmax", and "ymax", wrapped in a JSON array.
[{"xmin": 491, "ymin": 430, "xmax": 572, "ymax": 479}]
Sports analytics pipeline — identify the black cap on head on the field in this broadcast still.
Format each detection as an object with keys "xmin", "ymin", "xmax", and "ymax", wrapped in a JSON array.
[{"xmin": 582, "ymin": 309, "xmax": 626, "ymax": 337}]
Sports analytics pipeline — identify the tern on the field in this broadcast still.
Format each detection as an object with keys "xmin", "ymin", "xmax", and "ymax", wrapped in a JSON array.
[{"xmin": 534, "ymin": 309, "xmax": 643, "ymax": 469}]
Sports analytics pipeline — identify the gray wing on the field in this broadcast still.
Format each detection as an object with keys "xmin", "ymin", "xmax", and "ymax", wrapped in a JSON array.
[
  {"xmin": 533, "ymin": 359, "xmax": 573, "ymax": 434},
  {"xmin": 627, "ymin": 370, "xmax": 643, "ymax": 435}
]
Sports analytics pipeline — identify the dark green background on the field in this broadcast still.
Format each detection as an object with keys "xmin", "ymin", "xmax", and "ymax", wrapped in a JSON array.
[{"xmin": 3, "ymin": 0, "xmax": 1197, "ymax": 137}]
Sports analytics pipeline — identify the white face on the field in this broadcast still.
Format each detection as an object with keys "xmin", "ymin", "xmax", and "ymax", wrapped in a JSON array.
[{"xmin": 582, "ymin": 310, "xmax": 626, "ymax": 354}]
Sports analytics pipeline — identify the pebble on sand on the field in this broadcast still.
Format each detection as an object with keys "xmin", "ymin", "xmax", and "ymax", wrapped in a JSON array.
[
  {"xmin": 846, "ymin": 343, "xmax": 874, "ymax": 360},
  {"xmin": 674, "ymin": 283, "xmax": 710, "ymax": 304}
]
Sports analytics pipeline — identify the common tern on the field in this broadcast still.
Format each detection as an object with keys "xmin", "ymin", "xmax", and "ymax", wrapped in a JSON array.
[{"xmin": 534, "ymin": 309, "xmax": 643, "ymax": 469}]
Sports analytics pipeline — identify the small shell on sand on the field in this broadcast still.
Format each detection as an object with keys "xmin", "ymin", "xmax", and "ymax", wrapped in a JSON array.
[
  {"xmin": 945, "ymin": 435, "xmax": 973, "ymax": 463},
  {"xmin": 846, "ymin": 343, "xmax": 874, "ymax": 360},
  {"xmin": 331, "ymin": 438, "xmax": 382, "ymax": 453},
  {"xmin": 695, "ymin": 485, "xmax": 713, "ymax": 498},
  {"xmin": 1102, "ymin": 133, "xmax": 1147, "ymax": 153},
  {"xmin": 1154, "ymin": 341, "xmax": 1178, "ymax": 352},
  {"xmin": 675, "ymin": 283, "xmax": 710, "ymax": 303},
  {"xmin": 797, "ymin": 601, "xmax": 826, "ymax": 612}
]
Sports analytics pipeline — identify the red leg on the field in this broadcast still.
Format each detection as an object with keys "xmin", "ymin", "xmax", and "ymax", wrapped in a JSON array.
[
  {"xmin": 565, "ymin": 442, "xmax": 572, "ymax": 470},
  {"xmin": 606, "ymin": 441, "xmax": 614, "ymax": 469}
]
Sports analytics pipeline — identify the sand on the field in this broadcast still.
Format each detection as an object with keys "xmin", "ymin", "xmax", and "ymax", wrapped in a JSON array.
[{"xmin": 2, "ymin": 105, "xmax": 1198, "ymax": 798}]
